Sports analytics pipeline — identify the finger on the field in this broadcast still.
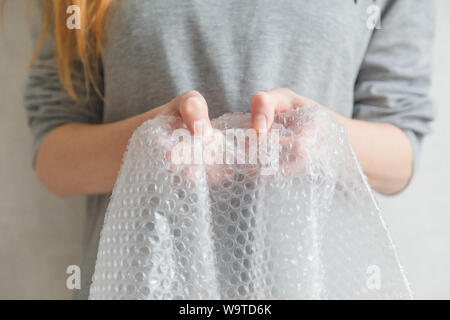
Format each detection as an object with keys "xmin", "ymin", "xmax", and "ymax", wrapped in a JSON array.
[
  {"xmin": 177, "ymin": 90, "xmax": 212, "ymax": 135},
  {"xmin": 250, "ymin": 88, "xmax": 311, "ymax": 132},
  {"xmin": 250, "ymin": 91, "xmax": 273, "ymax": 133}
]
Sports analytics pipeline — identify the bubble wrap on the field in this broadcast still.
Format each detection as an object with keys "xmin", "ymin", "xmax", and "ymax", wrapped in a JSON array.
[{"xmin": 89, "ymin": 105, "xmax": 412, "ymax": 300}]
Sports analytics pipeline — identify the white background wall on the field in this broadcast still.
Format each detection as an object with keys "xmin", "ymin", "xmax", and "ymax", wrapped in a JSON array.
[
  {"xmin": 0, "ymin": 0, "xmax": 449, "ymax": 299},
  {"xmin": 380, "ymin": 1, "xmax": 450, "ymax": 299}
]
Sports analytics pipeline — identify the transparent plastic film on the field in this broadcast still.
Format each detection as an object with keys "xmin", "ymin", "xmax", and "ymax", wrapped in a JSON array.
[{"xmin": 89, "ymin": 105, "xmax": 412, "ymax": 300}]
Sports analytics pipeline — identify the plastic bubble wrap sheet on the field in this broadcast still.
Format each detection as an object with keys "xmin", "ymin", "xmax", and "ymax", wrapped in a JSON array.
[{"xmin": 89, "ymin": 105, "xmax": 412, "ymax": 300}]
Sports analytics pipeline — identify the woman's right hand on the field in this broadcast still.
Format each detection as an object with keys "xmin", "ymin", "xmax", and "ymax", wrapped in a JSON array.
[
  {"xmin": 35, "ymin": 90, "xmax": 211, "ymax": 196},
  {"xmin": 150, "ymin": 90, "xmax": 212, "ymax": 135}
]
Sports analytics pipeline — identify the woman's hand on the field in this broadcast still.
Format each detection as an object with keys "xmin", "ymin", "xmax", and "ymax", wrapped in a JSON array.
[
  {"xmin": 249, "ymin": 88, "xmax": 414, "ymax": 195},
  {"xmin": 250, "ymin": 88, "xmax": 347, "ymax": 131},
  {"xmin": 35, "ymin": 90, "xmax": 211, "ymax": 196},
  {"xmin": 152, "ymin": 90, "xmax": 212, "ymax": 135}
]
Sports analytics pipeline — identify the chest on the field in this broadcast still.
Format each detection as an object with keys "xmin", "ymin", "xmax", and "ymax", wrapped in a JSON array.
[
  {"xmin": 102, "ymin": 0, "xmax": 382, "ymax": 119},
  {"xmin": 111, "ymin": 0, "xmax": 378, "ymax": 49}
]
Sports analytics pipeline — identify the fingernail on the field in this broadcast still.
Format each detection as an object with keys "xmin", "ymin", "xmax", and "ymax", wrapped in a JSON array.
[
  {"xmin": 254, "ymin": 114, "xmax": 267, "ymax": 133},
  {"xmin": 184, "ymin": 96, "xmax": 202, "ymax": 115}
]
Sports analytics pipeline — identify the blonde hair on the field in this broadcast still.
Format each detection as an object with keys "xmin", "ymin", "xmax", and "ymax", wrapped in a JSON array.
[{"xmin": 25, "ymin": 0, "xmax": 113, "ymax": 101}]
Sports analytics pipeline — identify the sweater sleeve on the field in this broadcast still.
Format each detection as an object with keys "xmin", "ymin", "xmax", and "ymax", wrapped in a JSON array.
[
  {"xmin": 23, "ymin": 11, "xmax": 104, "ymax": 166},
  {"xmin": 353, "ymin": 0, "xmax": 436, "ymax": 178}
]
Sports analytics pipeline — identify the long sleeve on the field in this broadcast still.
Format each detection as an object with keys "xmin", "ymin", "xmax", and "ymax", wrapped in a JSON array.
[
  {"xmin": 23, "ymin": 14, "xmax": 104, "ymax": 165},
  {"xmin": 353, "ymin": 0, "xmax": 436, "ymax": 174}
]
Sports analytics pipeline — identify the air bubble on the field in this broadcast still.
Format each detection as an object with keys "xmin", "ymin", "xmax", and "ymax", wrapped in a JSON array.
[{"xmin": 90, "ymin": 107, "xmax": 412, "ymax": 300}]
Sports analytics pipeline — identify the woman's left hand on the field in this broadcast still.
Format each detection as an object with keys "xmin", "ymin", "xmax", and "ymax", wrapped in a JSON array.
[
  {"xmin": 250, "ymin": 88, "xmax": 347, "ymax": 133},
  {"xmin": 249, "ymin": 88, "xmax": 413, "ymax": 195}
]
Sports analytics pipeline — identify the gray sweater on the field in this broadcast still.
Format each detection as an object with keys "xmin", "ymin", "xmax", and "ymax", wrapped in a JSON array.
[{"xmin": 24, "ymin": 0, "xmax": 435, "ymax": 299}]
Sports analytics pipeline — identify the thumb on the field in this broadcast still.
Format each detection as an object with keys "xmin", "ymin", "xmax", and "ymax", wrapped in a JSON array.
[{"xmin": 175, "ymin": 90, "xmax": 212, "ymax": 136}]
